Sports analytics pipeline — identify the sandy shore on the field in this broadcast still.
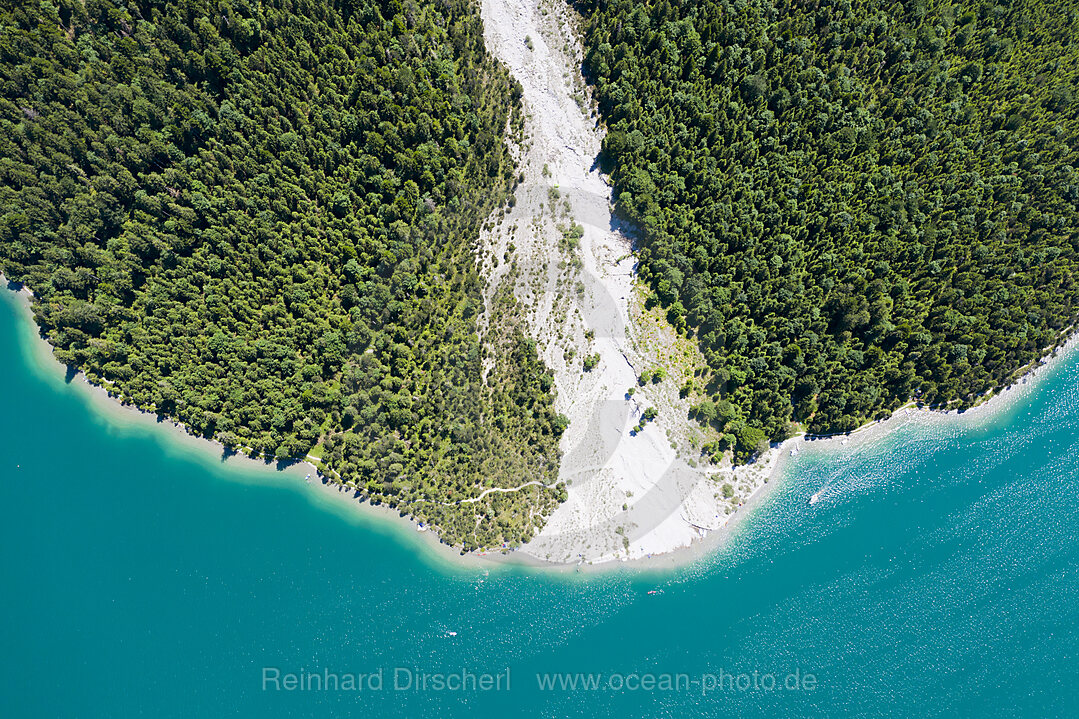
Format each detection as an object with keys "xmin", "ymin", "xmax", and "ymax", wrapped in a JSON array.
[{"xmin": 475, "ymin": 0, "xmax": 796, "ymax": 566}]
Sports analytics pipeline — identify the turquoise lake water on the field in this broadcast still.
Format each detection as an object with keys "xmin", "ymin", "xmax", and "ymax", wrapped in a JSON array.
[{"xmin": 3, "ymin": 287, "xmax": 1079, "ymax": 717}]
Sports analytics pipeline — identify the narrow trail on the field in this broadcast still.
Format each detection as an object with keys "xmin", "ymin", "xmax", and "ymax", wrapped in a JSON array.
[{"xmin": 460, "ymin": 481, "xmax": 557, "ymax": 504}]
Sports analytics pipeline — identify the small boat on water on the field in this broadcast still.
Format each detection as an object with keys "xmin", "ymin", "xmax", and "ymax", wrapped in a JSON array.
[{"xmin": 808, "ymin": 491, "xmax": 821, "ymax": 506}]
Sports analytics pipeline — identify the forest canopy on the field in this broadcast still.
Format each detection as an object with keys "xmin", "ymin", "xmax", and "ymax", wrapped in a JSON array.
[
  {"xmin": 7, "ymin": 0, "xmax": 1079, "ymax": 542},
  {"xmin": 0, "ymin": 0, "xmax": 566, "ymax": 550},
  {"xmin": 580, "ymin": 0, "xmax": 1079, "ymax": 458}
]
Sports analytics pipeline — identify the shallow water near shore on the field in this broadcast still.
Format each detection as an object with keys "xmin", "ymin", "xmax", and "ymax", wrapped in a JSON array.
[{"xmin": 4, "ymin": 289, "xmax": 1079, "ymax": 717}]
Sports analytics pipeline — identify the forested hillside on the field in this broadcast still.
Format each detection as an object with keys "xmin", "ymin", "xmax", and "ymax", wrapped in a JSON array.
[
  {"xmin": 0, "ymin": 0, "xmax": 566, "ymax": 550},
  {"xmin": 581, "ymin": 0, "xmax": 1079, "ymax": 458}
]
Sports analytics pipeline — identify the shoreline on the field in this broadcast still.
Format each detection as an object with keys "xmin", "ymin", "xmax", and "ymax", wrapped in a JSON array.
[
  {"xmin": 516, "ymin": 321, "xmax": 1079, "ymax": 572},
  {"xmin": 4, "ymin": 276, "xmax": 1077, "ymax": 575},
  {"xmin": 0, "ymin": 277, "xmax": 506, "ymax": 575},
  {"xmin": 475, "ymin": 0, "xmax": 788, "ymax": 569}
]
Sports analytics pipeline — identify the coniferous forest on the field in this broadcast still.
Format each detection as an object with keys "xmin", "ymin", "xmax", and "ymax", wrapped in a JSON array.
[
  {"xmin": 0, "ymin": 0, "xmax": 566, "ymax": 550},
  {"xmin": 581, "ymin": 0, "xmax": 1079, "ymax": 458},
  {"xmin": 5, "ymin": 0, "xmax": 1079, "ymax": 546}
]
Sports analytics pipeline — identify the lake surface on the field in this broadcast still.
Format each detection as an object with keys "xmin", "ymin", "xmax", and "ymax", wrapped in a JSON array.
[{"xmin": 3, "ymin": 288, "xmax": 1078, "ymax": 717}]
